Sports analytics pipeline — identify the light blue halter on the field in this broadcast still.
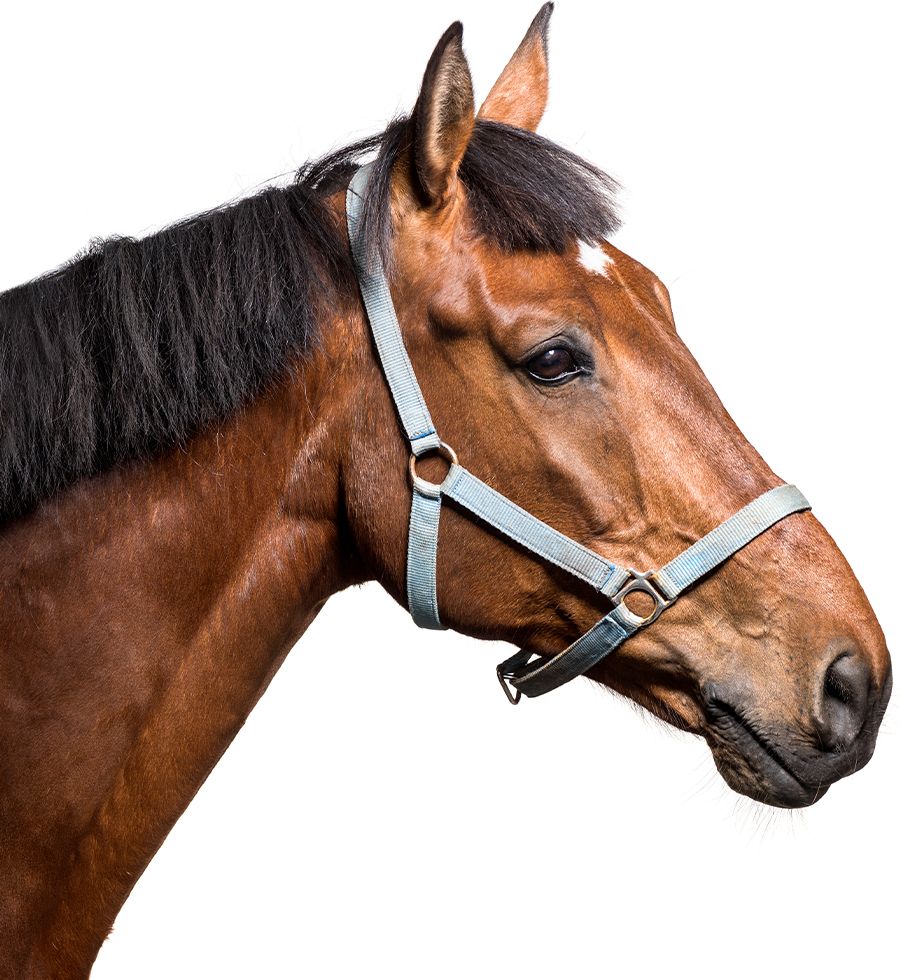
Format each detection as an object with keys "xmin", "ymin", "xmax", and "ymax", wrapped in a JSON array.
[{"xmin": 346, "ymin": 164, "xmax": 810, "ymax": 703}]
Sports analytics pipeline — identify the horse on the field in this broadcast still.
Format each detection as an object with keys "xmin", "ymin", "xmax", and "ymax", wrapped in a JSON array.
[{"xmin": 0, "ymin": 5, "xmax": 891, "ymax": 976}]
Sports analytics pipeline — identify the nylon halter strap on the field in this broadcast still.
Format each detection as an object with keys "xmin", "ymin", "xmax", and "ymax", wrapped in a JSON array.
[{"xmin": 346, "ymin": 163, "xmax": 811, "ymax": 703}]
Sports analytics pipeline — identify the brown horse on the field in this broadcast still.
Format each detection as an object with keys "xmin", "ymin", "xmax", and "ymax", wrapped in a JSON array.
[{"xmin": 0, "ymin": 6, "xmax": 891, "ymax": 976}]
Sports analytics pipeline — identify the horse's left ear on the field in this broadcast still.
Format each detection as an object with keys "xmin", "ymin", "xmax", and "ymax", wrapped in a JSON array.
[
  {"xmin": 412, "ymin": 22, "xmax": 475, "ymax": 207},
  {"xmin": 477, "ymin": 3, "xmax": 553, "ymax": 132}
]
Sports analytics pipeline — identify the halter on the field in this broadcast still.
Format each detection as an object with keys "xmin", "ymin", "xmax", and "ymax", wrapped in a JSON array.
[{"xmin": 346, "ymin": 164, "xmax": 810, "ymax": 703}]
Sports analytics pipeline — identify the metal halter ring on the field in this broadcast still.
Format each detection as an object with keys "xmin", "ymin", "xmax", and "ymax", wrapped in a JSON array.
[
  {"xmin": 612, "ymin": 569, "xmax": 672, "ymax": 626},
  {"xmin": 408, "ymin": 441, "xmax": 458, "ymax": 498}
]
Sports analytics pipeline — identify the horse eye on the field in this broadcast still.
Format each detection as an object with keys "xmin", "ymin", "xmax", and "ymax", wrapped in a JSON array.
[{"xmin": 526, "ymin": 347, "xmax": 580, "ymax": 383}]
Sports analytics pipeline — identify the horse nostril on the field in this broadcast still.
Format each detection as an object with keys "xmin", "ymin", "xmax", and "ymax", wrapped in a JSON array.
[{"xmin": 816, "ymin": 648, "xmax": 872, "ymax": 751}]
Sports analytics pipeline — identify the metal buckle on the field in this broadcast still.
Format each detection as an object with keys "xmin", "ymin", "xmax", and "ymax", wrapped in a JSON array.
[
  {"xmin": 496, "ymin": 664, "xmax": 522, "ymax": 705},
  {"xmin": 408, "ymin": 441, "xmax": 458, "ymax": 498},
  {"xmin": 496, "ymin": 650, "xmax": 533, "ymax": 705},
  {"xmin": 613, "ymin": 568, "xmax": 672, "ymax": 626}
]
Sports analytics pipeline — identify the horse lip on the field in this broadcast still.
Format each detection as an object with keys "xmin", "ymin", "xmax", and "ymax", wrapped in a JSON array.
[{"xmin": 703, "ymin": 696, "xmax": 822, "ymax": 806}]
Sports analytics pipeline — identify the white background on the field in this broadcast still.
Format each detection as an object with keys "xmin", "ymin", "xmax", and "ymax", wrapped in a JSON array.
[{"xmin": 2, "ymin": 2, "xmax": 897, "ymax": 977}]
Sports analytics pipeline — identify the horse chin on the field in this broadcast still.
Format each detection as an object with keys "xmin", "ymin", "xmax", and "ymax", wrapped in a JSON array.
[{"xmin": 707, "ymin": 740, "xmax": 828, "ymax": 809}]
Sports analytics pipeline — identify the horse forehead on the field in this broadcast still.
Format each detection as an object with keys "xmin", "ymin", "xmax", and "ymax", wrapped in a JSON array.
[{"xmin": 410, "ymin": 235, "xmax": 644, "ymax": 327}]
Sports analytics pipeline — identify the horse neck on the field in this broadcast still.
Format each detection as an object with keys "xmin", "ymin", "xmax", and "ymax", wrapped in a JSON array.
[
  {"xmin": 3, "ymin": 316, "xmax": 361, "ymax": 647},
  {"xmin": 0, "ymin": 280, "xmax": 373, "ymax": 976}
]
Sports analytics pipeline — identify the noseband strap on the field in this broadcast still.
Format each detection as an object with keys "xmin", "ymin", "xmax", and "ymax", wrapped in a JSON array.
[
  {"xmin": 497, "ymin": 483, "xmax": 809, "ymax": 699},
  {"xmin": 346, "ymin": 164, "xmax": 811, "ymax": 700}
]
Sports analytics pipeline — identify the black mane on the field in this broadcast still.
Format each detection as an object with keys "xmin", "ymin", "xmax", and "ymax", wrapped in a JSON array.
[{"xmin": 0, "ymin": 117, "xmax": 618, "ymax": 521}]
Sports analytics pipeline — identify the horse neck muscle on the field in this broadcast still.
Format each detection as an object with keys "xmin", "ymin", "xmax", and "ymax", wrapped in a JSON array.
[{"xmin": 0, "ymin": 298, "xmax": 368, "ymax": 976}]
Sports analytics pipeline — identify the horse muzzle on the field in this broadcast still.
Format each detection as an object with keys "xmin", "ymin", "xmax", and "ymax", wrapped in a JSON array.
[{"xmin": 702, "ymin": 654, "xmax": 892, "ymax": 808}]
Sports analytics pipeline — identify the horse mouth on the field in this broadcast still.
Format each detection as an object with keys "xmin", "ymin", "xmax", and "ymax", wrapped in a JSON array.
[{"xmin": 704, "ymin": 699, "xmax": 824, "ymax": 808}]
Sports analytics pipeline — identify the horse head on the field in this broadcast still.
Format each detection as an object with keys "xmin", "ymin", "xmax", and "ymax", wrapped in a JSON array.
[{"xmin": 341, "ymin": 6, "xmax": 891, "ymax": 807}]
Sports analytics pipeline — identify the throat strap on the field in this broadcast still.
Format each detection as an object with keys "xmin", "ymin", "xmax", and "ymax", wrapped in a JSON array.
[{"xmin": 346, "ymin": 163, "xmax": 811, "ymax": 700}]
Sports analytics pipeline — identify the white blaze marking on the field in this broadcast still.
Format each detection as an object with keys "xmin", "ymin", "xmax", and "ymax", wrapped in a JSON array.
[{"xmin": 577, "ymin": 240, "xmax": 612, "ymax": 277}]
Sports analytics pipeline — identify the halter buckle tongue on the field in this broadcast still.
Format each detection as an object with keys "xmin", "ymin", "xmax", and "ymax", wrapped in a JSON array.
[{"xmin": 612, "ymin": 568, "xmax": 672, "ymax": 626}]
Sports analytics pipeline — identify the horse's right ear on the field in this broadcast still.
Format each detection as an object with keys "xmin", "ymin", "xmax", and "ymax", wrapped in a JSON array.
[
  {"xmin": 412, "ymin": 22, "xmax": 475, "ymax": 208},
  {"xmin": 477, "ymin": 3, "xmax": 553, "ymax": 132}
]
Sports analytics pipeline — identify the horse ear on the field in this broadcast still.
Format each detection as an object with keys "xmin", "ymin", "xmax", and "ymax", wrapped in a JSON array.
[
  {"xmin": 412, "ymin": 22, "xmax": 475, "ymax": 207},
  {"xmin": 477, "ymin": 3, "xmax": 553, "ymax": 132}
]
